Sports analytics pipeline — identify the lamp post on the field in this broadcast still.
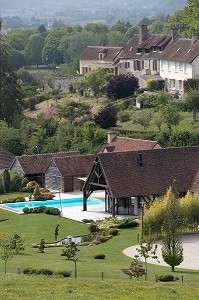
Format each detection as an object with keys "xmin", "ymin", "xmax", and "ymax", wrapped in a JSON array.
[
  {"xmin": 59, "ymin": 189, "xmax": 62, "ymax": 215},
  {"xmin": 140, "ymin": 199, "xmax": 145, "ymax": 240}
]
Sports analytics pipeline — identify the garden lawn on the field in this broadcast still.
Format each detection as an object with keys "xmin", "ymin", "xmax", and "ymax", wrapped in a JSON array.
[{"xmin": 0, "ymin": 209, "xmax": 199, "ymax": 284}]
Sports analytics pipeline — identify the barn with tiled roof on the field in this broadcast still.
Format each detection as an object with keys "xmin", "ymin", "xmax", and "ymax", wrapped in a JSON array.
[
  {"xmin": 10, "ymin": 151, "xmax": 79, "ymax": 187},
  {"xmin": 83, "ymin": 147, "xmax": 199, "ymax": 216},
  {"xmin": 45, "ymin": 154, "xmax": 95, "ymax": 192}
]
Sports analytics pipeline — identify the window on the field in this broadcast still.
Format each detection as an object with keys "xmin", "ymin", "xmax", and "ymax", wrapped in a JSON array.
[
  {"xmin": 184, "ymin": 63, "xmax": 189, "ymax": 75},
  {"xmin": 153, "ymin": 60, "xmax": 158, "ymax": 71},
  {"xmin": 175, "ymin": 62, "xmax": 178, "ymax": 72},
  {"xmin": 137, "ymin": 48, "xmax": 142, "ymax": 54},
  {"xmin": 133, "ymin": 60, "xmax": 141, "ymax": 71},
  {"xmin": 168, "ymin": 61, "xmax": 171, "ymax": 72},
  {"xmin": 125, "ymin": 62, "xmax": 130, "ymax": 68},
  {"xmin": 179, "ymin": 62, "xmax": 183, "ymax": 71},
  {"xmin": 99, "ymin": 53, "xmax": 103, "ymax": 60},
  {"xmin": 179, "ymin": 80, "xmax": 183, "ymax": 90},
  {"xmin": 170, "ymin": 79, "xmax": 176, "ymax": 89}
]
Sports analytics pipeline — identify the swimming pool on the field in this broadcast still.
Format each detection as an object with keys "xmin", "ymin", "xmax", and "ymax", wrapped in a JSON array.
[{"xmin": 3, "ymin": 198, "xmax": 103, "ymax": 212}]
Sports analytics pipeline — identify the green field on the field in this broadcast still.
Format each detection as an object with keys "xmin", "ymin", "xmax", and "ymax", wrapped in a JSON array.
[{"xmin": 0, "ymin": 208, "xmax": 199, "ymax": 299}]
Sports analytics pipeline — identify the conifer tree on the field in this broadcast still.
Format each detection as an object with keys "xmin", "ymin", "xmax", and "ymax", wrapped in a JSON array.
[{"xmin": 0, "ymin": 20, "xmax": 23, "ymax": 124}]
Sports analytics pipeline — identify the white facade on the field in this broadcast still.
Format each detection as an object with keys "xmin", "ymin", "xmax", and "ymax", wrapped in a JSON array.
[{"xmin": 158, "ymin": 56, "xmax": 199, "ymax": 96}]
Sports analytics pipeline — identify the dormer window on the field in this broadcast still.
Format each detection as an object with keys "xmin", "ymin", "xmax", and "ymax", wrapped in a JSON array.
[
  {"xmin": 145, "ymin": 48, "xmax": 150, "ymax": 53},
  {"xmin": 99, "ymin": 53, "xmax": 103, "ymax": 60},
  {"xmin": 137, "ymin": 48, "xmax": 142, "ymax": 54},
  {"xmin": 153, "ymin": 46, "xmax": 158, "ymax": 52}
]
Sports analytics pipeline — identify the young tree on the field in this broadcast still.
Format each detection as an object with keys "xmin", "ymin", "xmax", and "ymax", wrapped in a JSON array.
[
  {"xmin": 133, "ymin": 110, "xmax": 153, "ymax": 130},
  {"xmin": 184, "ymin": 88, "xmax": 199, "ymax": 121},
  {"xmin": 38, "ymin": 239, "xmax": 45, "ymax": 253},
  {"xmin": 85, "ymin": 68, "xmax": 113, "ymax": 99},
  {"xmin": 3, "ymin": 169, "xmax": 10, "ymax": 193},
  {"xmin": 161, "ymin": 188, "xmax": 183, "ymax": 272},
  {"xmin": 106, "ymin": 74, "xmax": 138, "ymax": 100},
  {"xmin": 136, "ymin": 239, "xmax": 158, "ymax": 280},
  {"xmin": 161, "ymin": 101, "xmax": 181, "ymax": 131},
  {"xmin": 56, "ymin": 100, "xmax": 91, "ymax": 124},
  {"xmin": 94, "ymin": 106, "xmax": 117, "ymax": 129},
  {"xmin": 0, "ymin": 234, "xmax": 25, "ymax": 274}
]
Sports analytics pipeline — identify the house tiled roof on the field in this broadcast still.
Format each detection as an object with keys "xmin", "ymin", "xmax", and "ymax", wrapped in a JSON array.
[
  {"xmin": 13, "ymin": 152, "xmax": 80, "ymax": 175},
  {"xmin": 121, "ymin": 34, "xmax": 171, "ymax": 60},
  {"xmin": 97, "ymin": 147, "xmax": 199, "ymax": 198},
  {"xmin": 102, "ymin": 136, "xmax": 162, "ymax": 152},
  {"xmin": 52, "ymin": 154, "xmax": 95, "ymax": 176},
  {"xmin": 80, "ymin": 46, "xmax": 123, "ymax": 61},
  {"xmin": 159, "ymin": 38, "xmax": 199, "ymax": 63},
  {"xmin": 0, "ymin": 147, "xmax": 15, "ymax": 169}
]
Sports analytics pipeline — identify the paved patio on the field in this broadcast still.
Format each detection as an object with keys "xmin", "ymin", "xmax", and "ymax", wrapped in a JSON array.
[
  {"xmin": 123, "ymin": 234, "xmax": 199, "ymax": 270},
  {"xmin": 54, "ymin": 190, "xmax": 126, "ymax": 222}
]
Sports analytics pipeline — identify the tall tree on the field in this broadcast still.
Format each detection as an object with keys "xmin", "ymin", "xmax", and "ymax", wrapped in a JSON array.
[
  {"xmin": 160, "ymin": 101, "xmax": 181, "ymax": 131},
  {"xmin": 183, "ymin": 0, "xmax": 199, "ymax": 36},
  {"xmin": 24, "ymin": 33, "xmax": 45, "ymax": 67},
  {"xmin": 0, "ymin": 22, "xmax": 23, "ymax": 124},
  {"xmin": 106, "ymin": 74, "xmax": 138, "ymax": 100},
  {"xmin": 184, "ymin": 87, "xmax": 199, "ymax": 121},
  {"xmin": 161, "ymin": 187, "xmax": 183, "ymax": 272}
]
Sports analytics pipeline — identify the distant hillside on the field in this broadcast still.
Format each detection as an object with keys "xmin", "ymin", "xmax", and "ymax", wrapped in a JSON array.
[{"xmin": 1, "ymin": 0, "xmax": 187, "ymax": 25}]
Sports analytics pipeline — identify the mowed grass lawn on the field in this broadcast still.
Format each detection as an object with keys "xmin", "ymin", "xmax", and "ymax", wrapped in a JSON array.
[{"xmin": 0, "ymin": 208, "xmax": 199, "ymax": 299}]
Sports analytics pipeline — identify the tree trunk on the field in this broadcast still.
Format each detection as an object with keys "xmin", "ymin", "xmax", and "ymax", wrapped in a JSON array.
[{"xmin": 172, "ymin": 265, "xmax": 175, "ymax": 272}]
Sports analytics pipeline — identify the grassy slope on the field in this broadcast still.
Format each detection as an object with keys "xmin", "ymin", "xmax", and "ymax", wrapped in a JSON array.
[{"xmin": 0, "ymin": 209, "xmax": 199, "ymax": 299}]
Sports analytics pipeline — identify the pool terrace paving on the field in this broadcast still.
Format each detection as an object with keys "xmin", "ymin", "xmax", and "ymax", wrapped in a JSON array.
[{"xmin": 54, "ymin": 190, "xmax": 128, "ymax": 222}]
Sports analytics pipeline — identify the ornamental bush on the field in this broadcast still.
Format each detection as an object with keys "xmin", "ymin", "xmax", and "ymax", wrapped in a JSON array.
[
  {"xmin": 10, "ymin": 172, "xmax": 21, "ymax": 192},
  {"xmin": 54, "ymin": 270, "xmax": 70, "ymax": 277},
  {"xmin": 108, "ymin": 228, "xmax": 119, "ymax": 236},
  {"xmin": 158, "ymin": 274, "xmax": 175, "ymax": 282},
  {"xmin": 94, "ymin": 254, "xmax": 106, "ymax": 259},
  {"xmin": 26, "ymin": 181, "xmax": 38, "ymax": 193}
]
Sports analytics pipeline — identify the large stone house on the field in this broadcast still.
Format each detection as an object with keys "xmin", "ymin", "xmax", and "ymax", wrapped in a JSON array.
[
  {"xmin": 79, "ymin": 46, "xmax": 123, "ymax": 75},
  {"xmin": 159, "ymin": 33, "xmax": 199, "ymax": 97},
  {"xmin": 80, "ymin": 24, "xmax": 199, "ymax": 96},
  {"xmin": 83, "ymin": 147, "xmax": 199, "ymax": 217}
]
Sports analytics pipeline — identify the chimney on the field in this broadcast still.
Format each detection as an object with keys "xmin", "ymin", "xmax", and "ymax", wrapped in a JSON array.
[
  {"xmin": 171, "ymin": 28, "xmax": 178, "ymax": 42},
  {"xmin": 192, "ymin": 32, "xmax": 197, "ymax": 44},
  {"xmin": 139, "ymin": 24, "xmax": 148, "ymax": 44},
  {"xmin": 107, "ymin": 132, "xmax": 116, "ymax": 144}
]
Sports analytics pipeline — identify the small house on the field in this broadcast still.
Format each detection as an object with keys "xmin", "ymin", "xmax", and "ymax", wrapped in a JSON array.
[{"xmin": 45, "ymin": 154, "xmax": 95, "ymax": 192}]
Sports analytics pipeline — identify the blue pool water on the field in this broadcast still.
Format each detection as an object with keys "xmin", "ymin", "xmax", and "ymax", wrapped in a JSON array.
[{"xmin": 3, "ymin": 198, "xmax": 103, "ymax": 212}]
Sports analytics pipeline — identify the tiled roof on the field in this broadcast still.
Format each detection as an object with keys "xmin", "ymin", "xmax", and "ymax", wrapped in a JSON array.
[
  {"xmin": 0, "ymin": 147, "xmax": 15, "ymax": 169},
  {"xmin": 13, "ymin": 152, "xmax": 80, "ymax": 175},
  {"xmin": 159, "ymin": 38, "xmax": 199, "ymax": 63},
  {"xmin": 80, "ymin": 46, "xmax": 123, "ymax": 61},
  {"xmin": 97, "ymin": 147, "xmax": 199, "ymax": 198},
  {"xmin": 102, "ymin": 137, "xmax": 162, "ymax": 152},
  {"xmin": 121, "ymin": 34, "xmax": 171, "ymax": 60},
  {"xmin": 52, "ymin": 154, "xmax": 95, "ymax": 176}
]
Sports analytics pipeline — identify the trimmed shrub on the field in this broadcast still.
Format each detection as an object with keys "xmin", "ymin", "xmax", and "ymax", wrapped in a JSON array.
[
  {"xmin": 33, "ymin": 184, "xmax": 41, "ymax": 197},
  {"xmin": 26, "ymin": 181, "xmax": 38, "ymax": 193},
  {"xmin": 21, "ymin": 179, "xmax": 30, "ymax": 190},
  {"xmin": 89, "ymin": 224, "xmax": 100, "ymax": 233},
  {"xmin": 108, "ymin": 228, "xmax": 119, "ymax": 236},
  {"xmin": 3, "ymin": 169, "xmax": 10, "ymax": 193},
  {"xmin": 158, "ymin": 274, "xmax": 175, "ymax": 282},
  {"xmin": 44, "ymin": 207, "xmax": 61, "ymax": 215},
  {"xmin": 34, "ymin": 195, "xmax": 46, "ymax": 201},
  {"xmin": 54, "ymin": 271, "xmax": 71, "ymax": 277},
  {"xmin": 32, "ymin": 206, "xmax": 46, "ymax": 213},
  {"xmin": 10, "ymin": 172, "xmax": 21, "ymax": 192},
  {"xmin": 82, "ymin": 219, "xmax": 94, "ymax": 223},
  {"xmin": 117, "ymin": 219, "xmax": 139, "ymax": 229},
  {"xmin": 23, "ymin": 267, "xmax": 37, "ymax": 275},
  {"xmin": 36, "ymin": 268, "xmax": 53, "ymax": 276},
  {"xmin": 94, "ymin": 254, "xmax": 106, "ymax": 259},
  {"xmin": 23, "ymin": 207, "xmax": 31, "ymax": 214}
]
